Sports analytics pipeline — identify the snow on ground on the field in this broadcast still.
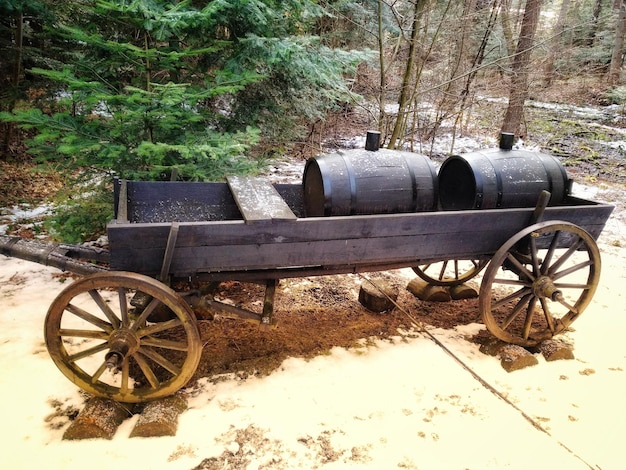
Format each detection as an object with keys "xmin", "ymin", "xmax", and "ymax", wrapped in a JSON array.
[
  {"xmin": 1, "ymin": 125, "xmax": 624, "ymax": 469},
  {"xmin": 0, "ymin": 179, "xmax": 625, "ymax": 469},
  {"xmin": 0, "ymin": 234, "xmax": 625, "ymax": 470}
]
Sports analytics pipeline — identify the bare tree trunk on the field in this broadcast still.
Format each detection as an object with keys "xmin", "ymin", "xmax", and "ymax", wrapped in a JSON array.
[
  {"xmin": 453, "ymin": 1, "xmax": 501, "ymax": 140},
  {"xmin": 437, "ymin": 0, "xmax": 478, "ymax": 116},
  {"xmin": 608, "ymin": 1, "xmax": 626, "ymax": 84},
  {"xmin": 544, "ymin": 0, "xmax": 570, "ymax": 86},
  {"xmin": 501, "ymin": 0, "xmax": 543, "ymax": 138},
  {"xmin": 500, "ymin": 0, "xmax": 516, "ymax": 58},
  {"xmin": 588, "ymin": 0, "xmax": 605, "ymax": 46},
  {"xmin": 387, "ymin": 0, "xmax": 429, "ymax": 149},
  {"xmin": 377, "ymin": 0, "xmax": 387, "ymax": 135},
  {"xmin": 431, "ymin": 0, "xmax": 500, "ymax": 151}
]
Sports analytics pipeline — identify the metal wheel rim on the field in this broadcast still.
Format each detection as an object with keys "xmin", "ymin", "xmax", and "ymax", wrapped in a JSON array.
[
  {"xmin": 480, "ymin": 221, "xmax": 601, "ymax": 347},
  {"xmin": 44, "ymin": 271, "xmax": 202, "ymax": 403}
]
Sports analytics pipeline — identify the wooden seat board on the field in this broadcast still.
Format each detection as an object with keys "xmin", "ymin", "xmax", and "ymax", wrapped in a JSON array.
[{"xmin": 227, "ymin": 176, "xmax": 297, "ymax": 224}]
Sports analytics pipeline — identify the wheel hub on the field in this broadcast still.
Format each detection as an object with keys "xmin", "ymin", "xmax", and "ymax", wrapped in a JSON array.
[
  {"xmin": 532, "ymin": 276, "xmax": 562, "ymax": 301},
  {"xmin": 105, "ymin": 328, "xmax": 140, "ymax": 369}
]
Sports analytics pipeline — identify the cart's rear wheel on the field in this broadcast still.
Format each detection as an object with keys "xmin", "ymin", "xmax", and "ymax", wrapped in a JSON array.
[
  {"xmin": 413, "ymin": 259, "xmax": 488, "ymax": 286},
  {"xmin": 44, "ymin": 272, "xmax": 202, "ymax": 403},
  {"xmin": 480, "ymin": 221, "xmax": 601, "ymax": 347}
]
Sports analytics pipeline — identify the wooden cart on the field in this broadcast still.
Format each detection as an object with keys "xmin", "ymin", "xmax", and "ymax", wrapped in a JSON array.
[{"xmin": 0, "ymin": 174, "xmax": 614, "ymax": 403}]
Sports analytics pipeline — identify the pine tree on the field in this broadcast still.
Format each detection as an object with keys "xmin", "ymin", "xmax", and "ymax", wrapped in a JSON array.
[{"xmin": 1, "ymin": 0, "xmax": 368, "ymax": 179}]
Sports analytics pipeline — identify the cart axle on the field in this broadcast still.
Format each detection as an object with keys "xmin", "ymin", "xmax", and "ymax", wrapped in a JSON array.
[
  {"xmin": 532, "ymin": 276, "xmax": 563, "ymax": 301},
  {"xmin": 105, "ymin": 329, "xmax": 140, "ymax": 369}
]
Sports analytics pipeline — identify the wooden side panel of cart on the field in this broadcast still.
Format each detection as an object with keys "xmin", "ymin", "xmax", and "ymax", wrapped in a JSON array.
[{"xmin": 108, "ymin": 179, "xmax": 613, "ymax": 280}]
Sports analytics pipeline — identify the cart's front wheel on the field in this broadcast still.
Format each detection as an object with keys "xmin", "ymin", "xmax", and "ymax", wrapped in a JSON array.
[
  {"xmin": 480, "ymin": 221, "xmax": 601, "ymax": 347},
  {"xmin": 45, "ymin": 272, "xmax": 202, "ymax": 403},
  {"xmin": 413, "ymin": 259, "xmax": 488, "ymax": 286}
]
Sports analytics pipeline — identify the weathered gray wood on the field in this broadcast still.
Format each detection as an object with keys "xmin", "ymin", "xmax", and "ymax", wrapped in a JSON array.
[
  {"xmin": 227, "ymin": 175, "xmax": 297, "ymax": 224},
  {"xmin": 107, "ymin": 199, "xmax": 613, "ymax": 279},
  {"xmin": 449, "ymin": 283, "xmax": 479, "ymax": 300},
  {"xmin": 406, "ymin": 278, "xmax": 451, "ymax": 302},
  {"xmin": 533, "ymin": 339, "xmax": 575, "ymax": 361},
  {"xmin": 358, "ymin": 280, "xmax": 398, "ymax": 312},
  {"xmin": 116, "ymin": 179, "xmax": 128, "ymax": 222},
  {"xmin": 63, "ymin": 397, "xmax": 131, "ymax": 440},
  {"xmin": 129, "ymin": 394, "xmax": 188, "ymax": 438},
  {"xmin": 116, "ymin": 180, "xmax": 304, "ymax": 223},
  {"xmin": 479, "ymin": 338, "xmax": 539, "ymax": 372},
  {"xmin": 159, "ymin": 222, "xmax": 179, "ymax": 282},
  {"xmin": 499, "ymin": 345, "xmax": 539, "ymax": 372},
  {"xmin": 0, "ymin": 235, "xmax": 108, "ymax": 275}
]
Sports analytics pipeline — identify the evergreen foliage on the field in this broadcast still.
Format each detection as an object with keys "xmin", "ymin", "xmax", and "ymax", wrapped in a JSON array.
[{"xmin": 1, "ymin": 0, "xmax": 369, "ymax": 180}]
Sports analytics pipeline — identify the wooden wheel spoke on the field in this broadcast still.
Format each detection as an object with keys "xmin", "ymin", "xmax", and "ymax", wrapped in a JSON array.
[
  {"xmin": 439, "ymin": 261, "xmax": 449, "ymax": 280},
  {"xmin": 141, "ymin": 336, "xmax": 189, "ymax": 351},
  {"xmin": 547, "ymin": 237, "xmax": 584, "ymax": 276},
  {"xmin": 121, "ymin": 358, "xmax": 130, "ymax": 394},
  {"xmin": 132, "ymin": 353, "xmax": 160, "ymax": 389},
  {"xmin": 539, "ymin": 297, "xmax": 556, "ymax": 334},
  {"xmin": 414, "ymin": 259, "xmax": 487, "ymax": 286},
  {"xmin": 540, "ymin": 230, "xmax": 560, "ymax": 275},
  {"xmin": 65, "ymin": 303, "xmax": 113, "ymax": 332},
  {"xmin": 522, "ymin": 297, "xmax": 537, "ymax": 340},
  {"xmin": 67, "ymin": 341, "xmax": 109, "ymax": 363},
  {"xmin": 118, "ymin": 288, "xmax": 130, "ymax": 326},
  {"xmin": 453, "ymin": 260, "xmax": 461, "ymax": 279},
  {"xmin": 138, "ymin": 318, "xmax": 183, "ymax": 337},
  {"xmin": 130, "ymin": 297, "xmax": 161, "ymax": 332},
  {"xmin": 90, "ymin": 360, "xmax": 109, "ymax": 384},
  {"xmin": 493, "ymin": 277, "xmax": 531, "ymax": 287},
  {"xmin": 59, "ymin": 328, "xmax": 110, "ymax": 340},
  {"xmin": 552, "ymin": 259, "xmax": 593, "ymax": 281},
  {"xmin": 554, "ymin": 281, "xmax": 593, "ymax": 290},
  {"xmin": 137, "ymin": 347, "xmax": 182, "ymax": 376},
  {"xmin": 529, "ymin": 236, "xmax": 541, "ymax": 275},
  {"xmin": 421, "ymin": 263, "xmax": 433, "ymax": 272},
  {"xmin": 506, "ymin": 253, "xmax": 535, "ymax": 281},
  {"xmin": 500, "ymin": 292, "xmax": 533, "ymax": 331},
  {"xmin": 88, "ymin": 289, "xmax": 121, "ymax": 328},
  {"xmin": 493, "ymin": 287, "xmax": 531, "ymax": 309},
  {"xmin": 555, "ymin": 295, "xmax": 579, "ymax": 315}
]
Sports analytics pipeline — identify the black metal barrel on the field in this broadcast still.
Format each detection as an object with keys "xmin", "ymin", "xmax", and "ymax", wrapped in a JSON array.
[
  {"xmin": 438, "ymin": 149, "xmax": 570, "ymax": 210},
  {"xmin": 303, "ymin": 148, "xmax": 438, "ymax": 217}
]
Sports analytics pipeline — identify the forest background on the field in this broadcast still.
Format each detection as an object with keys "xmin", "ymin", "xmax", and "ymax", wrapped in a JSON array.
[{"xmin": 0, "ymin": 0, "xmax": 625, "ymax": 242}]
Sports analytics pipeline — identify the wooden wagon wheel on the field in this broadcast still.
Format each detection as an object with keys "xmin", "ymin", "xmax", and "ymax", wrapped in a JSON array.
[
  {"xmin": 413, "ymin": 259, "xmax": 488, "ymax": 286},
  {"xmin": 44, "ymin": 271, "xmax": 202, "ymax": 403},
  {"xmin": 480, "ymin": 221, "xmax": 601, "ymax": 347}
]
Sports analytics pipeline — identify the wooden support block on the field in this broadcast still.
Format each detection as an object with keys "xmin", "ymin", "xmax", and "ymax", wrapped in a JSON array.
[
  {"xmin": 479, "ymin": 337, "xmax": 538, "ymax": 372},
  {"xmin": 406, "ymin": 278, "xmax": 451, "ymax": 302},
  {"xmin": 499, "ymin": 344, "xmax": 539, "ymax": 372},
  {"xmin": 129, "ymin": 394, "xmax": 188, "ymax": 438},
  {"xmin": 63, "ymin": 397, "xmax": 131, "ymax": 440},
  {"xmin": 449, "ymin": 283, "xmax": 478, "ymax": 300},
  {"xmin": 227, "ymin": 176, "xmax": 297, "ymax": 224},
  {"xmin": 478, "ymin": 337, "xmax": 507, "ymax": 357},
  {"xmin": 533, "ymin": 339, "xmax": 575, "ymax": 361},
  {"xmin": 359, "ymin": 280, "xmax": 398, "ymax": 313}
]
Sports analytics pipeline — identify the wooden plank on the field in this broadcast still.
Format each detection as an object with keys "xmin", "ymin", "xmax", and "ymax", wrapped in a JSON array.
[
  {"xmin": 227, "ymin": 176, "xmax": 297, "ymax": 224},
  {"xmin": 116, "ymin": 179, "xmax": 128, "ymax": 222},
  {"xmin": 107, "ymin": 201, "xmax": 613, "ymax": 277},
  {"xmin": 108, "ymin": 202, "xmax": 613, "ymax": 249}
]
